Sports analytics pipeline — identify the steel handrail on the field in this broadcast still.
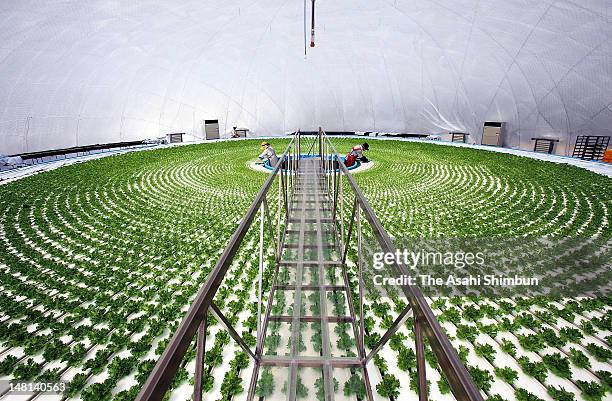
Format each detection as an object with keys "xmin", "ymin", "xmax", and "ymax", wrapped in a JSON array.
[
  {"xmin": 321, "ymin": 128, "xmax": 484, "ymax": 401},
  {"xmin": 135, "ymin": 135, "xmax": 298, "ymax": 401},
  {"xmin": 137, "ymin": 129, "xmax": 483, "ymax": 401}
]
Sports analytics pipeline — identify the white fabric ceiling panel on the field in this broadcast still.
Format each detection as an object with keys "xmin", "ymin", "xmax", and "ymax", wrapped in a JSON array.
[
  {"xmin": 28, "ymin": 116, "xmax": 77, "ymax": 151},
  {"xmin": 0, "ymin": 0, "xmax": 611, "ymax": 155},
  {"xmin": 0, "ymin": 119, "xmax": 27, "ymax": 155},
  {"xmin": 588, "ymin": 106, "xmax": 612, "ymax": 136},
  {"xmin": 80, "ymin": 86, "xmax": 124, "ymax": 118},
  {"xmin": 77, "ymin": 117, "xmax": 120, "ymax": 147}
]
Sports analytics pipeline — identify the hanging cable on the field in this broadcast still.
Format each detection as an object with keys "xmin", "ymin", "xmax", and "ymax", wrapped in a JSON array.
[
  {"xmin": 310, "ymin": 0, "xmax": 316, "ymax": 47},
  {"xmin": 303, "ymin": 0, "xmax": 308, "ymax": 56}
]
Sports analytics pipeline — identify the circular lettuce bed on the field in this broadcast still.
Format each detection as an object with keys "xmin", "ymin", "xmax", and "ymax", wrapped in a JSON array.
[
  {"xmin": 351, "ymin": 139, "xmax": 611, "ymax": 238},
  {"xmin": 0, "ymin": 138, "xmax": 610, "ymax": 401}
]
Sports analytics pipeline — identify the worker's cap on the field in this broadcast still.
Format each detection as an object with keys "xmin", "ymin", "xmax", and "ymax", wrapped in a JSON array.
[
  {"xmin": 362, "ymin": 142, "xmax": 369, "ymax": 150},
  {"xmin": 260, "ymin": 141, "xmax": 270, "ymax": 147}
]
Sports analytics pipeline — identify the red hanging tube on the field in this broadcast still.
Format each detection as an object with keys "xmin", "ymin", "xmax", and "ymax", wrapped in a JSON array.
[{"xmin": 310, "ymin": 0, "xmax": 315, "ymax": 47}]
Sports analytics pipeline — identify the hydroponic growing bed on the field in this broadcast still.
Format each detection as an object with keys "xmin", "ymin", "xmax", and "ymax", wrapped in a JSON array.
[{"xmin": 0, "ymin": 138, "xmax": 609, "ymax": 401}]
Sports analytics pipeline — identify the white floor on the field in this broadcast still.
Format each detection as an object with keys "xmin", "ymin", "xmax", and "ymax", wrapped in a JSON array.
[{"xmin": 248, "ymin": 159, "xmax": 375, "ymax": 174}]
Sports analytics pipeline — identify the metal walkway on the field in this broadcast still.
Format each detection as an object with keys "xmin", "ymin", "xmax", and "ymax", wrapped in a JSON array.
[
  {"xmin": 136, "ymin": 129, "xmax": 484, "ymax": 401},
  {"xmin": 256, "ymin": 157, "xmax": 368, "ymax": 401}
]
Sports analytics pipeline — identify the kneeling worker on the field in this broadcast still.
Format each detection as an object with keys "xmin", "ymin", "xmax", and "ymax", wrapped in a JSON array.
[
  {"xmin": 258, "ymin": 142, "xmax": 279, "ymax": 166},
  {"xmin": 345, "ymin": 142, "xmax": 369, "ymax": 167}
]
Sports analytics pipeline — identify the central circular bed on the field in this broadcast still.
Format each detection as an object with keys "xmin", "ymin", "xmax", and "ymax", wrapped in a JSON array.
[{"xmin": 262, "ymin": 153, "xmax": 362, "ymax": 171}]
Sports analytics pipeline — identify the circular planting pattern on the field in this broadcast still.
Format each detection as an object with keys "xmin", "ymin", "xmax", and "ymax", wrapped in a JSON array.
[
  {"xmin": 0, "ymin": 138, "xmax": 610, "ymax": 401},
  {"xmin": 336, "ymin": 140, "xmax": 612, "ymax": 401}
]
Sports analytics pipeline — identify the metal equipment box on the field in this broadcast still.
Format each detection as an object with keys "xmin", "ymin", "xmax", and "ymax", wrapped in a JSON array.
[
  {"xmin": 204, "ymin": 120, "xmax": 220, "ymax": 140},
  {"xmin": 166, "ymin": 133, "xmax": 184, "ymax": 143},
  {"xmin": 482, "ymin": 122, "xmax": 504, "ymax": 146}
]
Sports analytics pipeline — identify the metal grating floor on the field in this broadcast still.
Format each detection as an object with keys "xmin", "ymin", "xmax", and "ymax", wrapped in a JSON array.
[{"xmin": 257, "ymin": 158, "xmax": 367, "ymax": 401}]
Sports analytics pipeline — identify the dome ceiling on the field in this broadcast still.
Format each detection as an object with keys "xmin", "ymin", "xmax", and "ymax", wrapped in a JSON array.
[{"xmin": 0, "ymin": 0, "xmax": 611, "ymax": 154}]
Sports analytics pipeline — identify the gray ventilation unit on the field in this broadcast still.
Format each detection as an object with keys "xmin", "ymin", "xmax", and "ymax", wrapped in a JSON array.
[
  {"xmin": 482, "ymin": 122, "xmax": 504, "ymax": 146},
  {"xmin": 204, "ymin": 120, "xmax": 220, "ymax": 140}
]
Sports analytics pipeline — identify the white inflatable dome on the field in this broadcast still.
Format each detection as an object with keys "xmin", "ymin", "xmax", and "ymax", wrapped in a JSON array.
[{"xmin": 1, "ymin": 0, "xmax": 611, "ymax": 155}]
